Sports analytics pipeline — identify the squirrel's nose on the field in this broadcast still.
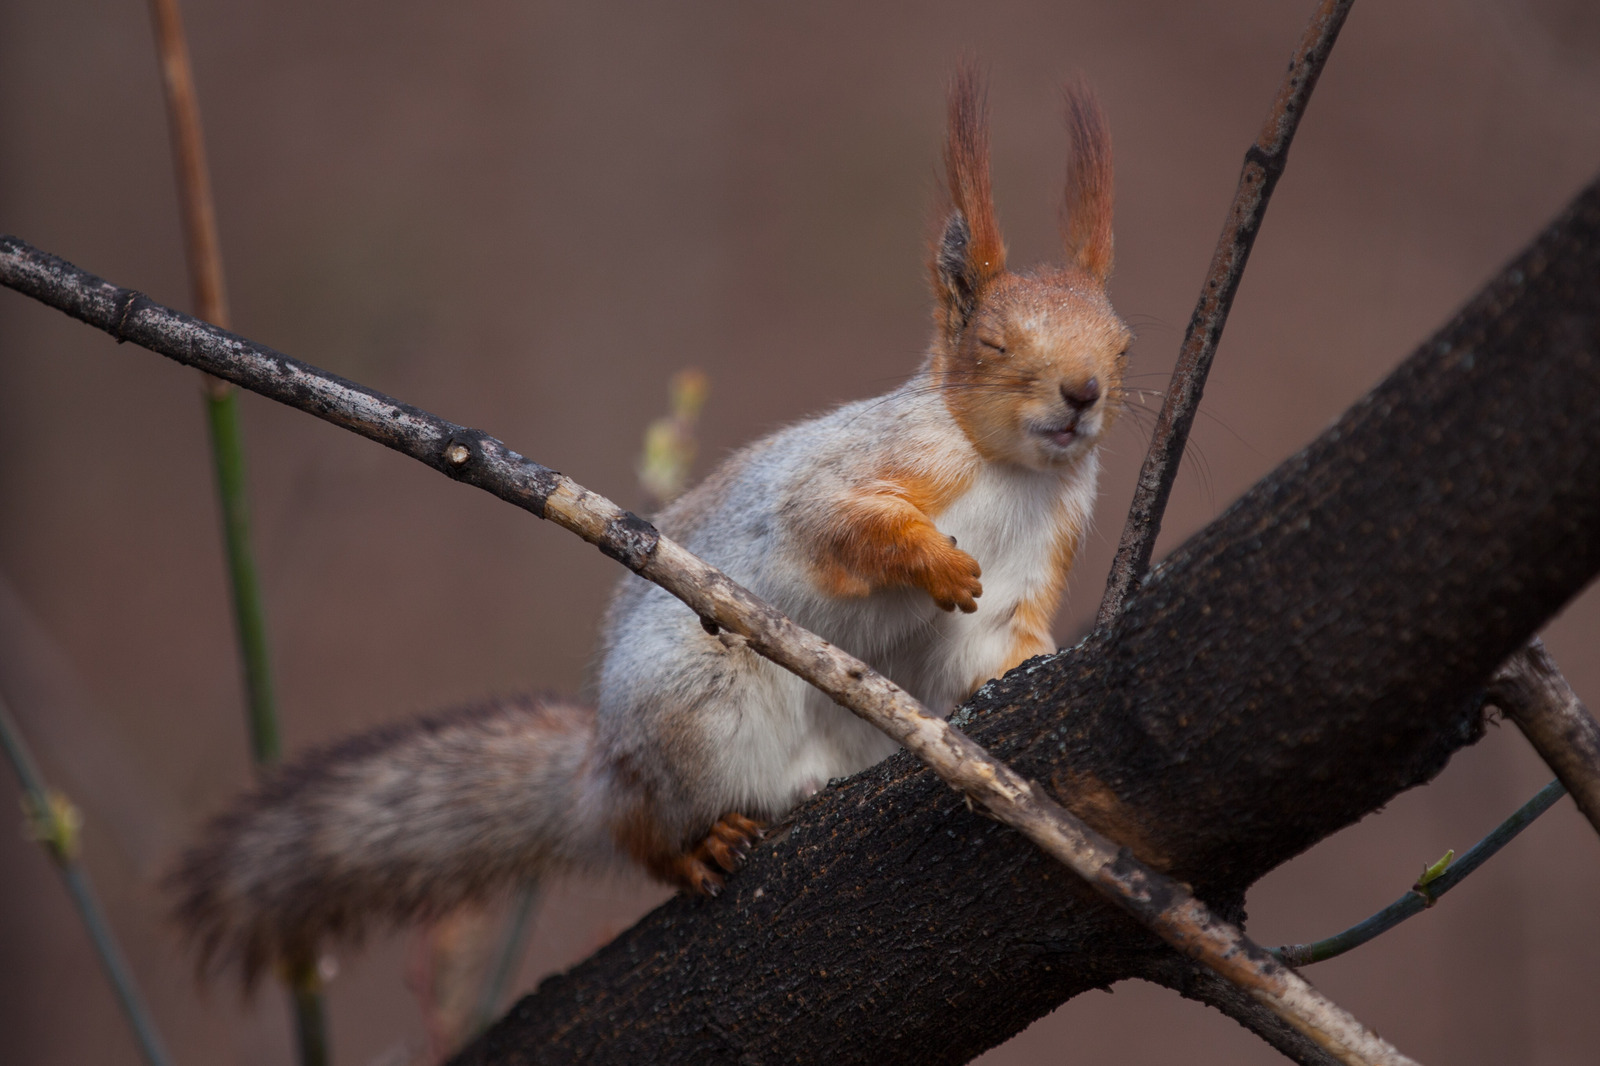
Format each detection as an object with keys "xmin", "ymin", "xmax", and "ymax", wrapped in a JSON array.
[{"xmin": 1061, "ymin": 377, "xmax": 1101, "ymax": 410}]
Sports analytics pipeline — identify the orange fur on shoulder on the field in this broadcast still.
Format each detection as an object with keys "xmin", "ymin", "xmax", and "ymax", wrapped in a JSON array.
[{"xmin": 812, "ymin": 463, "xmax": 982, "ymax": 611}]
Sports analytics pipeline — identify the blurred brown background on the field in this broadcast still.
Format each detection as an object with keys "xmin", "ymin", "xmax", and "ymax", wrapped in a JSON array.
[{"xmin": 2, "ymin": 1, "xmax": 1598, "ymax": 1063}]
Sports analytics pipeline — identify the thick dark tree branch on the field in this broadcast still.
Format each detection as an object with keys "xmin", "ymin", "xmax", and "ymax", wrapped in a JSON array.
[
  {"xmin": 448, "ymin": 177, "xmax": 1599, "ymax": 1063},
  {"xmin": 1099, "ymin": 0, "xmax": 1353, "ymax": 624},
  {"xmin": 4, "ymin": 171, "xmax": 1599, "ymax": 1060}
]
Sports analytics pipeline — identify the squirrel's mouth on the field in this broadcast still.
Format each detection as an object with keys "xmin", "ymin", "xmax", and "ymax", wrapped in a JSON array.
[
  {"xmin": 1037, "ymin": 426, "xmax": 1079, "ymax": 448},
  {"xmin": 1033, "ymin": 413, "xmax": 1091, "ymax": 449}
]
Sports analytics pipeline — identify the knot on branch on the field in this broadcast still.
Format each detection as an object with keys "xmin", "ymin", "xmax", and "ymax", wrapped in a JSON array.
[
  {"xmin": 1241, "ymin": 144, "xmax": 1286, "ymax": 182},
  {"xmin": 599, "ymin": 510, "xmax": 660, "ymax": 571},
  {"xmin": 439, "ymin": 433, "xmax": 483, "ymax": 475},
  {"xmin": 111, "ymin": 288, "xmax": 149, "ymax": 343}
]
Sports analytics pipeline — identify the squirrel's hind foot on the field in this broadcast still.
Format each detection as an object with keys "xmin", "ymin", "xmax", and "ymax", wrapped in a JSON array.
[{"xmin": 673, "ymin": 812, "xmax": 766, "ymax": 897}]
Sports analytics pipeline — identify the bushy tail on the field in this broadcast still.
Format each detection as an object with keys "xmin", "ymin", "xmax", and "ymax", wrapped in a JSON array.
[{"xmin": 168, "ymin": 695, "xmax": 608, "ymax": 989}]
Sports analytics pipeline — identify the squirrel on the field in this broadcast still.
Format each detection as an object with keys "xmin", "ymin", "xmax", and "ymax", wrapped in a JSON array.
[{"xmin": 170, "ymin": 68, "xmax": 1131, "ymax": 988}]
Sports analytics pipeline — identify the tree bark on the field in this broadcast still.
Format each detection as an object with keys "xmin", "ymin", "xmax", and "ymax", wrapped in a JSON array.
[{"xmin": 452, "ymin": 176, "xmax": 1600, "ymax": 1064}]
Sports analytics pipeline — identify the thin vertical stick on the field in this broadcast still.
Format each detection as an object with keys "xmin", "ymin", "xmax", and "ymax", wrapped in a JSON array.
[
  {"xmin": 474, "ymin": 886, "xmax": 543, "ymax": 1035},
  {"xmin": 1098, "ymin": 0, "xmax": 1355, "ymax": 626},
  {"xmin": 145, "ymin": 0, "xmax": 325, "ymax": 1054},
  {"xmin": 147, "ymin": 0, "xmax": 228, "ymax": 339},
  {"xmin": 202, "ymin": 390, "xmax": 279, "ymax": 764},
  {"xmin": 287, "ymin": 961, "xmax": 330, "ymax": 1066},
  {"xmin": 0, "ymin": 690, "xmax": 176, "ymax": 1066}
]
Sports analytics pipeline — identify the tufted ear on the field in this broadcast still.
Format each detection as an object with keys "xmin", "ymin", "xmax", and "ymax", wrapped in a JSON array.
[
  {"xmin": 1061, "ymin": 80, "xmax": 1114, "ymax": 284},
  {"xmin": 932, "ymin": 65, "xmax": 1006, "ymax": 332}
]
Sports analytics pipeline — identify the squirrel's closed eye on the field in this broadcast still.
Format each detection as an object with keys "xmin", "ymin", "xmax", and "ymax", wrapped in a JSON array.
[{"xmin": 977, "ymin": 334, "xmax": 1006, "ymax": 354}]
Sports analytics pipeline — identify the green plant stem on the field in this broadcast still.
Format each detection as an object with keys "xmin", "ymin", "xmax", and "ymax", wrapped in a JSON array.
[
  {"xmin": 0, "ymin": 691, "xmax": 176, "ymax": 1066},
  {"xmin": 200, "ymin": 285, "xmax": 331, "ymax": 1066},
  {"xmin": 288, "ymin": 961, "xmax": 330, "ymax": 1066},
  {"xmin": 474, "ymin": 886, "xmax": 543, "ymax": 1034},
  {"xmin": 204, "ymin": 387, "xmax": 280, "ymax": 764},
  {"xmin": 144, "ymin": 0, "xmax": 327, "ymax": 1054},
  {"xmin": 1271, "ymin": 779, "xmax": 1568, "ymax": 966}
]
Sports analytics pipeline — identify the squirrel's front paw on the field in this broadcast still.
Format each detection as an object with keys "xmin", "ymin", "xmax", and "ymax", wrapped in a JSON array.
[{"xmin": 920, "ymin": 541, "xmax": 983, "ymax": 613}]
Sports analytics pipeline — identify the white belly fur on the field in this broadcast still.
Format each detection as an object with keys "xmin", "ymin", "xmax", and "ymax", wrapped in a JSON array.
[{"xmin": 784, "ymin": 455, "xmax": 1100, "ymax": 798}]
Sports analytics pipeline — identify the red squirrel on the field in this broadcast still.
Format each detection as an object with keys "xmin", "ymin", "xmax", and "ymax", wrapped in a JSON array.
[{"xmin": 172, "ymin": 69, "xmax": 1131, "ymax": 986}]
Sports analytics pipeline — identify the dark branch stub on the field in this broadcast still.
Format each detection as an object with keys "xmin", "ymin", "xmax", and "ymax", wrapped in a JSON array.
[
  {"xmin": 1097, "ymin": 0, "xmax": 1355, "ymax": 626},
  {"xmin": 1145, "ymin": 957, "xmax": 1344, "ymax": 1066},
  {"xmin": 599, "ymin": 510, "xmax": 662, "ymax": 570},
  {"xmin": 1487, "ymin": 639, "xmax": 1600, "ymax": 838}
]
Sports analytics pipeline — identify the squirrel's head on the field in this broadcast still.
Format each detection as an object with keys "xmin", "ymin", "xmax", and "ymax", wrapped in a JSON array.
[{"xmin": 930, "ymin": 68, "xmax": 1131, "ymax": 472}]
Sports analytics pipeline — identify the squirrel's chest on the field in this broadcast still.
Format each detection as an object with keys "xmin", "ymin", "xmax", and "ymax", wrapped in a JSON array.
[
  {"xmin": 934, "ymin": 458, "xmax": 1093, "ymax": 612},
  {"xmin": 778, "ymin": 458, "xmax": 1098, "ymax": 796},
  {"xmin": 813, "ymin": 457, "xmax": 1096, "ymax": 664}
]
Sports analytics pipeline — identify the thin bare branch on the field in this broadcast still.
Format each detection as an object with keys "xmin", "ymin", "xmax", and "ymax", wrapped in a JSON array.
[
  {"xmin": 1272, "ymin": 641, "xmax": 1590, "ymax": 967},
  {"xmin": 1487, "ymin": 639, "xmax": 1600, "ymax": 839},
  {"xmin": 1098, "ymin": 0, "xmax": 1354, "ymax": 625},
  {"xmin": 0, "ymin": 236, "xmax": 1417, "ymax": 1066},
  {"xmin": 473, "ymin": 886, "xmax": 541, "ymax": 1037}
]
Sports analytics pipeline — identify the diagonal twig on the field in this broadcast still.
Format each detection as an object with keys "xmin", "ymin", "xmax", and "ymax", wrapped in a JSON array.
[
  {"xmin": 0, "ymin": 237, "xmax": 1417, "ymax": 1066},
  {"xmin": 1273, "ymin": 639, "xmax": 1591, "ymax": 966},
  {"xmin": 1271, "ymin": 778, "xmax": 1566, "ymax": 967},
  {"xmin": 1486, "ymin": 639, "xmax": 1600, "ymax": 839},
  {"xmin": 1098, "ymin": 0, "xmax": 1355, "ymax": 626},
  {"xmin": 0, "ymin": 688, "xmax": 175, "ymax": 1066}
]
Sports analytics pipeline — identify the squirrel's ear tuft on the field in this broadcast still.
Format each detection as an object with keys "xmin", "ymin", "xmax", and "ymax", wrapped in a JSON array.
[
  {"xmin": 935, "ymin": 211, "xmax": 976, "ymax": 326},
  {"xmin": 1061, "ymin": 80, "xmax": 1114, "ymax": 284},
  {"xmin": 933, "ymin": 64, "xmax": 1005, "ymax": 331}
]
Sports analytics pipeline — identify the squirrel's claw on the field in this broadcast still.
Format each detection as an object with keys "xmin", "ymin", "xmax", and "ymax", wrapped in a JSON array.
[
  {"xmin": 923, "ymin": 544, "xmax": 984, "ymax": 613},
  {"xmin": 675, "ymin": 811, "xmax": 767, "ymax": 896}
]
